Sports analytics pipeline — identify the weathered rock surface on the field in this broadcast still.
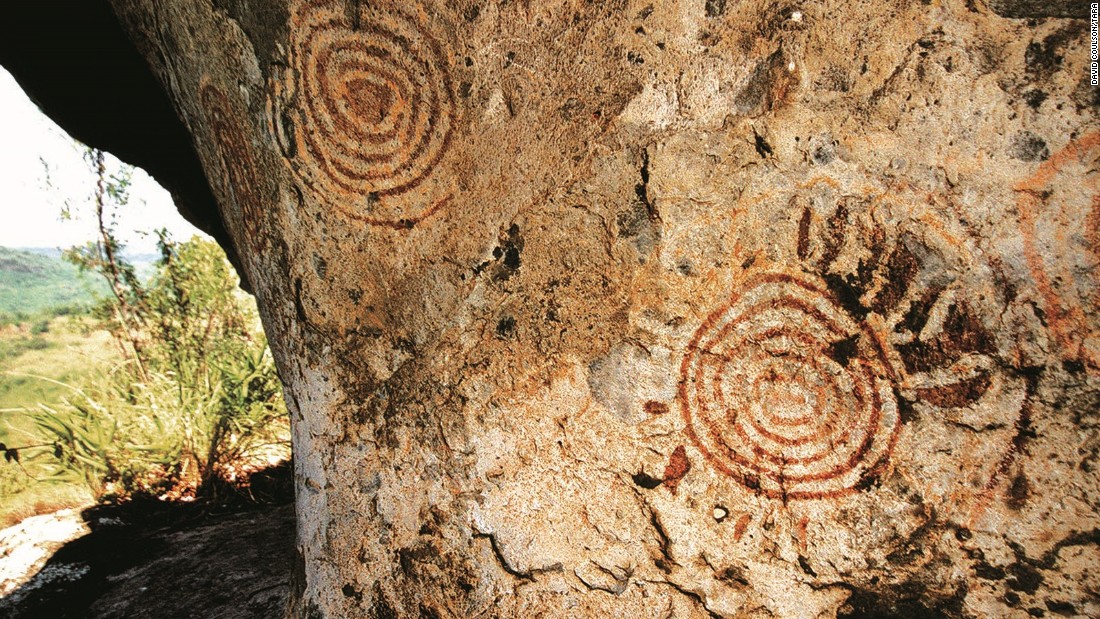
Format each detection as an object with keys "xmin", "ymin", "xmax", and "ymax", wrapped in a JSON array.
[
  {"xmin": 0, "ymin": 509, "xmax": 90, "ymax": 597},
  {"xmin": 5, "ymin": 1, "xmax": 1100, "ymax": 617}
]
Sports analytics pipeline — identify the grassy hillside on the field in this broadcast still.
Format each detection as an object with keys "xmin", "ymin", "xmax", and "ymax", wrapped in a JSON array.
[
  {"xmin": 0, "ymin": 316, "xmax": 114, "ymax": 525},
  {"xmin": 0, "ymin": 247, "xmax": 105, "ymax": 322}
]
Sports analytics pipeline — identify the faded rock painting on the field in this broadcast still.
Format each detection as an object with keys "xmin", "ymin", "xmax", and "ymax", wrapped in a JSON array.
[
  {"xmin": 199, "ymin": 81, "xmax": 267, "ymax": 253},
  {"xmin": 1016, "ymin": 131, "xmax": 1100, "ymax": 372}
]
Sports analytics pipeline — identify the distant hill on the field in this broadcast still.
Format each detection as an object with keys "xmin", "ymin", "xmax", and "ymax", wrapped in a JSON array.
[
  {"xmin": 15, "ymin": 246, "xmax": 162, "ymax": 265},
  {"xmin": 0, "ymin": 247, "xmax": 107, "ymax": 321}
]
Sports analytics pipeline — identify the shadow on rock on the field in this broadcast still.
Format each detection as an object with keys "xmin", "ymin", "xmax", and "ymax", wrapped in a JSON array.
[{"xmin": 0, "ymin": 462, "xmax": 295, "ymax": 619}]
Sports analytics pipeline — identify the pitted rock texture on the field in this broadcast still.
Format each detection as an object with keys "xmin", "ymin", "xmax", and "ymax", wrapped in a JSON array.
[{"xmin": 13, "ymin": 0, "xmax": 1099, "ymax": 617}]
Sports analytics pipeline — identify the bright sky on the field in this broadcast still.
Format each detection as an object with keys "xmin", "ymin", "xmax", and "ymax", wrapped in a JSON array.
[{"xmin": 0, "ymin": 67, "xmax": 203, "ymax": 253}]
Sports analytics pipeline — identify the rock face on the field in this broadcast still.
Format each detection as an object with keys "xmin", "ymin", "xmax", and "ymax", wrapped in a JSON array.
[
  {"xmin": 0, "ymin": 510, "xmax": 89, "ymax": 597},
  {"xmin": 6, "ymin": 1, "xmax": 1100, "ymax": 617}
]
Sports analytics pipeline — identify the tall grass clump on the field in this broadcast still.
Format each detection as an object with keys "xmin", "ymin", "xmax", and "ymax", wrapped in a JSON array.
[{"xmin": 8, "ymin": 150, "xmax": 288, "ymax": 501}]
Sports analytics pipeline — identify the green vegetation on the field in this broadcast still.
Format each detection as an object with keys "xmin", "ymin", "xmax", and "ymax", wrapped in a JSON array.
[
  {"xmin": 0, "ymin": 150, "xmax": 287, "ymax": 525},
  {"xmin": 0, "ymin": 247, "xmax": 106, "ymax": 323},
  {"xmin": 28, "ymin": 234, "xmax": 288, "ymax": 500},
  {"xmin": 0, "ymin": 316, "xmax": 112, "ymax": 526}
]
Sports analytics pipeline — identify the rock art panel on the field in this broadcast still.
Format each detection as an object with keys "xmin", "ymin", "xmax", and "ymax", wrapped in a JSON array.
[
  {"xmin": 1016, "ymin": 132, "xmax": 1100, "ymax": 372},
  {"xmin": 199, "ymin": 81, "xmax": 266, "ymax": 252},
  {"xmin": 680, "ymin": 173, "xmax": 1032, "ymax": 522},
  {"xmin": 76, "ymin": 1, "xmax": 1100, "ymax": 616},
  {"xmin": 270, "ymin": 0, "xmax": 457, "ymax": 228}
]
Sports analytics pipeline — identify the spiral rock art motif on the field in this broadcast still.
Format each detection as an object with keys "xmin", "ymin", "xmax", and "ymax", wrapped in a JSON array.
[
  {"xmin": 681, "ymin": 271, "xmax": 900, "ymax": 500},
  {"xmin": 1016, "ymin": 132, "xmax": 1100, "ymax": 371},
  {"xmin": 200, "ymin": 83, "xmax": 265, "ymax": 250},
  {"xmin": 275, "ymin": 0, "xmax": 456, "ymax": 227},
  {"xmin": 682, "ymin": 177, "xmax": 1027, "ymax": 503}
]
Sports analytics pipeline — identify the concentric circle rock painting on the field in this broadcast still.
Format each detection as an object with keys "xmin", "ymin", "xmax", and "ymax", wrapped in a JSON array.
[
  {"xmin": 200, "ymin": 82, "xmax": 266, "ymax": 251},
  {"xmin": 1016, "ymin": 132, "xmax": 1100, "ymax": 371},
  {"xmin": 271, "ymin": 0, "xmax": 457, "ymax": 227},
  {"xmin": 681, "ymin": 177, "xmax": 1030, "ymax": 509},
  {"xmin": 681, "ymin": 271, "xmax": 900, "ymax": 500}
]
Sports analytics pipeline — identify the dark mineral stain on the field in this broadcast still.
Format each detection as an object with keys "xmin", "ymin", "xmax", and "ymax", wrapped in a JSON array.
[
  {"xmin": 717, "ymin": 565, "xmax": 748, "ymax": 584},
  {"xmin": 812, "ymin": 142, "xmax": 835, "ymax": 165},
  {"xmin": 742, "ymin": 473, "xmax": 760, "ymax": 492},
  {"xmin": 824, "ymin": 273, "xmax": 870, "ymax": 321},
  {"xmin": 818, "ymin": 199, "xmax": 849, "ymax": 272},
  {"xmin": 559, "ymin": 97, "xmax": 584, "ymax": 120},
  {"xmin": 1006, "ymin": 472, "xmax": 1031, "ymax": 510},
  {"xmin": 797, "ymin": 556, "xmax": 818, "ymax": 577},
  {"xmin": 893, "ymin": 389, "xmax": 919, "ymax": 424},
  {"xmin": 838, "ymin": 584, "xmax": 967, "ymax": 619},
  {"xmin": 853, "ymin": 468, "xmax": 881, "ymax": 493},
  {"xmin": 1024, "ymin": 25, "xmax": 1083, "ymax": 78},
  {"xmin": 826, "ymin": 334, "xmax": 860, "ymax": 367},
  {"xmin": 502, "ymin": 227, "xmax": 522, "ymax": 269},
  {"xmin": 644, "ymin": 401, "xmax": 669, "ymax": 415},
  {"xmin": 705, "ymin": 0, "xmax": 726, "ymax": 17},
  {"xmin": 631, "ymin": 471, "xmax": 663, "ymax": 489},
  {"xmin": 816, "ymin": 65, "xmax": 853, "ymax": 93},
  {"xmin": 974, "ymin": 561, "xmax": 1006, "ymax": 580},
  {"xmin": 294, "ymin": 278, "xmax": 308, "ymax": 324},
  {"xmin": 495, "ymin": 315, "xmax": 516, "ymax": 338},
  {"xmin": 1010, "ymin": 131, "xmax": 1050, "ymax": 162},
  {"xmin": 1044, "ymin": 600, "xmax": 1077, "ymax": 616},
  {"xmin": 871, "ymin": 243, "xmax": 920, "ymax": 315},
  {"xmin": 896, "ymin": 301, "xmax": 995, "ymax": 374},
  {"xmin": 484, "ymin": 224, "xmax": 523, "ymax": 282},
  {"xmin": 1062, "ymin": 359, "xmax": 1086, "ymax": 374},
  {"xmin": 1007, "ymin": 562, "xmax": 1043, "ymax": 594},
  {"xmin": 735, "ymin": 50, "xmax": 794, "ymax": 115},
  {"xmin": 1023, "ymin": 89, "xmax": 1048, "ymax": 109},
  {"xmin": 915, "ymin": 372, "xmax": 992, "ymax": 409},
  {"xmin": 342, "ymin": 583, "xmax": 363, "ymax": 601},
  {"xmin": 617, "ymin": 201, "xmax": 651, "ymax": 237},
  {"xmin": 636, "ymin": 149, "xmax": 656, "ymax": 221},
  {"xmin": 1036, "ymin": 529, "xmax": 1100, "ymax": 570},
  {"xmin": 754, "ymin": 131, "xmax": 773, "ymax": 158},
  {"xmin": 312, "ymin": 254, "xmax": 328, "ymax": 279}
]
